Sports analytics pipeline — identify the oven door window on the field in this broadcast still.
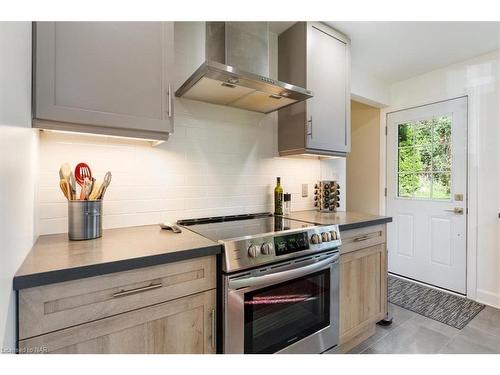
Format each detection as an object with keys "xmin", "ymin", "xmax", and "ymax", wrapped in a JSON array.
[{"xmin": 244, "ymin": 269, "xmax": 330, "ymax": 354}]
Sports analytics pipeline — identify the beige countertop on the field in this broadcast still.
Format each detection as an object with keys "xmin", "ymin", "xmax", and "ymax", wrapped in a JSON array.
[
  {"xmin": 14, "ymin": 225, "xmax": 221, "ymax": 290},
  {"xmin": 284, "ymin": 210, "xmax": 392, "ymax": 231}
]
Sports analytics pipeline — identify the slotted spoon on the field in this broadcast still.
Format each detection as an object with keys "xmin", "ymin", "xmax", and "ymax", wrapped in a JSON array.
[{"xmin": 75, "ymin": 163, "xmax": 92, "ymax": 199}]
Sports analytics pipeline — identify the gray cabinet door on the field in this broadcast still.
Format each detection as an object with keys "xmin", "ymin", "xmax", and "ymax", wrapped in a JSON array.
[
  {"xmin": 34, "ymin": 22, "xmax": 173, "ymax": 139},
  {"xmin": 306, "ymin": 23, "xmax": 350, "ymax": 153}
]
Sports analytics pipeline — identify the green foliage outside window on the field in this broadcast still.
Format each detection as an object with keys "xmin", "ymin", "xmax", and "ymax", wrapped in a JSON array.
[{"xmin": 397, "ymin": 116, "xmax": 452, "ymax": 200}]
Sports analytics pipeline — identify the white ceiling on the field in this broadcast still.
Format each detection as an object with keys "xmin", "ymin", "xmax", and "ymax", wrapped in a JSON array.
[{"xmin": 270, "ymin": 22, "xmax": 500, "ymax": 84}]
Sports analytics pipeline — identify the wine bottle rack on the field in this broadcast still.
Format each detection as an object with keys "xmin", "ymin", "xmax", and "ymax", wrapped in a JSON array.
[{"xmin": 314, "ymin": 180, "xmax": 341, "ymax": 212}]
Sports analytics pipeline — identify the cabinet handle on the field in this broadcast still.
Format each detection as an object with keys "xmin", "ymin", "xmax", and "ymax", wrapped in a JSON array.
[
  {"xmin": 307, "ymin": 116, "xmax": 313, "ymax": 137},
  {"xmin": 353, "ymin": 235, "xmax": 369, "ymax": 242},
  {"xmin": 167, "ymin": 83, "xmax": 172, "ymax": 118},
  {"xmin": 210, "ymin": 308, "xmax": 216, "ymax": 349},
  {"xmin": 112, "ymin": 283, "xmax": 163, "ymax": 298}
]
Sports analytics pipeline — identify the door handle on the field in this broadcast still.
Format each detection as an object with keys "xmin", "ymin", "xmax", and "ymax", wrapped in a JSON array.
[
  {"xmin": 228, "ymin": 253, "xmax": 339, "ymax": 290},
  {"xmin": 167, "ymin": 83, "xmax": 172, "ymax": 118},
  {"xmin": 112, "ymin": 282, "xmax": 163, "ymax": 298},
  {"xmin": 353, "ymin": 235, "xmax": 369, "ymax": 242},
  {"xmin": 210, "ymin": 308, "xmax": 216, "ymax": 349},
  {"xmin": 444, "ymin": 207, "xmax": 464, "ymax": 215}
]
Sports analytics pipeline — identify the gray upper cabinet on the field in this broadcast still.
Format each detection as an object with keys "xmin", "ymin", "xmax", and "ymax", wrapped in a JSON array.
[
  {"xmin": 278, "ymin": 22, "xmax": 350, "ymax": 157},
  {"xmin": 33, "ymin": 22, "xmax": 174, "ymax": 141}
]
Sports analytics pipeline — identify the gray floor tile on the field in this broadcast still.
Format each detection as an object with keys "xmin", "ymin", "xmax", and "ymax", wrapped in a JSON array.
[
  {"xmin": 360, "ymin": 346, "xmax": 380, "ymax": 354},
  {"xmin": 361, "ymin": 318, "xmax": 451, "ymax": 354},
  {"xmin": 439, "ymin": 335, "xmax": 496, "ymax": 354},
  {"xmin": 388, "ymin": 303, "xmax": 419, "ymax": 327},
  {"xmin": 467, "ymin": 306, "xmax": 500, "ymax": 337},
  {"xmin": 346, "ymin": 328, "xmax": 389, "ymax": 354},
  {"xmin": 455, "ymin": 325, "xmax": 500, "ymax": 352},
  {"xmin": 347, "ymin": 324, "xmax": 396, "ymax": 354},
  {"xmin": 332, "ymin": 303, "xmax": 500, "ymax": 354},
  {"xmin": 344, "ymin": 303, "xmax": 415, "ymax": 354},
  {"xmin": 410, "ymin": 313, "xmax": 460, "ymax": 339},
  {"xmin": 345, "ymin": 303, "xmax": 417, "ymax": 354}
]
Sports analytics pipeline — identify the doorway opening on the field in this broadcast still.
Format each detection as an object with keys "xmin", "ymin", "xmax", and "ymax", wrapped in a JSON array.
[{"xmin": 346, "ymin": 100, "xmax": 382, "ymax": 214}]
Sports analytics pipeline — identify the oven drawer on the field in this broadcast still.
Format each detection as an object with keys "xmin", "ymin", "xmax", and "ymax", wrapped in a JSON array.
[
  {"xmin": 340, "ymin": 224, "xmax": 385, "ymax": 255},
  {"xmin": 19, "ymin": 255, "xmax": 216, "ymax": 340},
  {"xmin": 224, "ymin": 252, "xmax": 339, "ymax": 354}
]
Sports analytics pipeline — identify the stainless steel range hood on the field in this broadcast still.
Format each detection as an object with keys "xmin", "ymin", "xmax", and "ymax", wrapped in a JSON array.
[{"xmin": 175, "ymin": 22, "xmax": 313, "ymax": 114}]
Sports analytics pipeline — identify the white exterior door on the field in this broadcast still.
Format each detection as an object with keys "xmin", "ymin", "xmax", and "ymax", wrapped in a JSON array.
[{"xmin": 386, "ymin": 97, "xmax": 467, "ymax": 294}]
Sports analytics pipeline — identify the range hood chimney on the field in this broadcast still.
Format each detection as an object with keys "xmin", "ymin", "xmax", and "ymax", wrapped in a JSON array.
[{"xmin": 175, "ymin": 22, "xmax": 313, "ymax": 114}]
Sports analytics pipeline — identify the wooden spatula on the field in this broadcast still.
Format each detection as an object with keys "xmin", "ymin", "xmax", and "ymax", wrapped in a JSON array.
[
  {"xmin": 59, "ymin": 179, "xmax": 71, "ymax": 200},
  {"xmin": 89, "ymin": 181, "xmax": 102, "ymax": 201}
]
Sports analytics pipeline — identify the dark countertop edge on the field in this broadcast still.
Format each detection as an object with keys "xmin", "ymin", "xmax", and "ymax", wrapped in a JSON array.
[
  {"xmin": 13, "ymin": 244, "xmax": 222, "ymax": 291},
  {"xmin": 338, "ymin": 216, "xmax": 392, "ymax": 231}
]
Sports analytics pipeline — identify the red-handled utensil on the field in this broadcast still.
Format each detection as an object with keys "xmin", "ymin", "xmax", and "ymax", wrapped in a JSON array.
[{"xmin": 75, "ymin": 162, "xmax": 92, "ymax": 199}]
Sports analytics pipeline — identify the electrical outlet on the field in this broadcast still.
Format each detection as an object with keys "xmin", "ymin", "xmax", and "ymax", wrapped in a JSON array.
[{"xmin": 302, "ymin": 184, "xmax": 308, "ymax": 198}]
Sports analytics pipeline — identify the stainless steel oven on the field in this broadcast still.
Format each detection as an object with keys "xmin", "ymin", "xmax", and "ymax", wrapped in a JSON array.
[
  {"xmin": 223, "ymin": 250, "xmax": 339, "ymax": 354},
  {"xmin": 178, "ymin": 213, "xmax": 342, "ymax": 354}
]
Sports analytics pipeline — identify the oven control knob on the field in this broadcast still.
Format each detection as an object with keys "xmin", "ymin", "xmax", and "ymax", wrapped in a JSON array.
[
  {"xmin": 321, "ymin": 232, "xmax": 331, "ymax": 242},
  {"xmin": 260, "ymin": 242, "xmax": 272, "ymax": 255},
  {"xmin": 248, "ymin": 244, "xmax": 259, "ymax": 258},
  {"xmin": 310, "ymin": 233, "xmax": 321, "ymax": 244},
  {"xmin": 330, "ymin": 231, "xmax": 338, "ymax": 240}
]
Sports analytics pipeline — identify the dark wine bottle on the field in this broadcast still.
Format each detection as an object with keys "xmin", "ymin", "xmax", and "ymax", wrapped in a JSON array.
[{"xmin": 274, "ymin": 177, "xmax": 283, "ymax": 215}]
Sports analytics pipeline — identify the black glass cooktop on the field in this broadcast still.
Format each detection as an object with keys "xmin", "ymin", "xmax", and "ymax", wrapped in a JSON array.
[{"xmin": 178, "ymin": 213, "xmax": 317, "ymax": 242}]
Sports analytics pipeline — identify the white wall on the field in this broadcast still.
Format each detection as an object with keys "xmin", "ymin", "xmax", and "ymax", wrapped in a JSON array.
[
  {"xmin": 388, "ymin": 50, "xmax": 500, "ymax": 307},
  {"xmin": 351, "ymin": 66, "xmax": 391, "ymax": 108},
  {"xmin": 37, "ymin": 23, "xmax": 346, "ymax": 234},
  {"xmin": 0, "ymin": 22, "xmax": 38, "ymax": 352}
]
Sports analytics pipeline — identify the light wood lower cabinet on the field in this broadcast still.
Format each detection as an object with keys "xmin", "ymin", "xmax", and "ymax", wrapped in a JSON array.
[
  {"xmin": 18, "ymin": 256, "xmax": 217, "ymax": 354},
  {"xmin": 339, "ymin": 240, "xmax": 387, "ymax": 346},
  {"xmin": 19, "ymin": 289, "xmax": 216, "ymax": 354},
  {"xmin": 19, "ymin": 256, "xmax": 215, "ymax": 340}
]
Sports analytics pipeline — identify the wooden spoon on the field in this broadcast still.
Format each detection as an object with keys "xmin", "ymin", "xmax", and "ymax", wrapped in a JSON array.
[{"xmin": 60, "ymin": 163, "xmax": 71, "ymax": 181}]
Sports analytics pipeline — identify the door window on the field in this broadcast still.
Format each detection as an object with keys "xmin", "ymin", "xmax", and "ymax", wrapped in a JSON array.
[
  {"xmin": 243, "ymin": 269, "xmax": 330, "ymax": 354},
  {"xmin": 397, "ymin": 116, "xmax": 452, "ymax": 200}
]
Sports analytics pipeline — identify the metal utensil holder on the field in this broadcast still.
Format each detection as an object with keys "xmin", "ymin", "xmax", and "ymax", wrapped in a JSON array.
[
  {"xmin": 68, "ymin": 200, "xmax": 102, "ymax": 240},
  {"xmin": 314, "ymin": 180, "xmax": 341, "ymax": 212}
]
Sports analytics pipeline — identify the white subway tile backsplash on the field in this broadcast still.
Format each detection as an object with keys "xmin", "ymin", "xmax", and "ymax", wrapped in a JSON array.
[
  {"xmin": 39, "ymin": 217, "xmax": 67, "ymax": 235},
  {"xmin": 37, "ymin": 106, "xmax": 345, "ymax": 235},
  {"xmin": 38, "ymin": 202, "xmax": 66, "ymax": 219}
]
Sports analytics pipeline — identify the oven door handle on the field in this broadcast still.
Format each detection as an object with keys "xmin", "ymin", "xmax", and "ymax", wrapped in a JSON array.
[{"xmin": 228, "ymin": 254, "xmax": 339, "ymax": 290}]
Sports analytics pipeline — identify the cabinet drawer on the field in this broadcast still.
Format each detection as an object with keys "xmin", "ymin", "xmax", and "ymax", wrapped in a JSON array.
[
  {"xmin": 19, "ymin": 256, "xmax": 215, "ymax": 340},
  {"xmin": 19, "ymin": 289, "xmax": 216, "ymax": 354},
  {"xmin": 340, "ymin": 224, "xmax": 385, "ymax": 254}
]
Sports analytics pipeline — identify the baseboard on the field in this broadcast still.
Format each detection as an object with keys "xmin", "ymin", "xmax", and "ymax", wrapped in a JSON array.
[{"xmin": 476, "ymin": 289, "xmax": 500, "ymax": 308}]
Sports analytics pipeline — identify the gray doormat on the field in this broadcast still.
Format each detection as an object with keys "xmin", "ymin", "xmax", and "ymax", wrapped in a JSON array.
[{"xmin": 388, "ymin": 275, "xmax": 485, "ymax": 329}]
